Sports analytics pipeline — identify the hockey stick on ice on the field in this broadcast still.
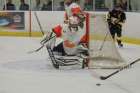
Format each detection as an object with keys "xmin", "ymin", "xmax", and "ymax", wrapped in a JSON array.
[
  {"xmin": 27, "ymin": 44, "xmax": 44, "ymax": 54},
  {"xmin": 28, "ymin": 12, "xmax": 45, "ymax": 54},
  {"xmin": 100, "ymin": 58, "xmax": 140, "ymax": 80},
  {"xmin": 28, "ymin": 12, "xmax": 55, "ymax": 54},
  {"xmin": 27, "ymin": 12, "xmax": 45, "ymax": 54},
  {"xmin": 27, "ymin": 35, "xmax": 55, "ymax": 54}
]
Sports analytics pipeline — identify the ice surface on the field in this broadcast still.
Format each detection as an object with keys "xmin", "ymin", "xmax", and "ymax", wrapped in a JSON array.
[{"xmin": 0, "ymin": 36, "xmax": 140, "ymax": 93}]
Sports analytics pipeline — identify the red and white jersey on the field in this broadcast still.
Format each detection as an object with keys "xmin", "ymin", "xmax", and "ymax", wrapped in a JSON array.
[{"xmin": 52, "ymin": 24, "xmax": 86, "ymax": 55}]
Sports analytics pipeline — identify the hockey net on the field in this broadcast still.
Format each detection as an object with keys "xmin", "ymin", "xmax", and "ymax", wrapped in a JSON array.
[{"xmin": 86, "ymin": 13, "xmax": 126, "ymax": 69}]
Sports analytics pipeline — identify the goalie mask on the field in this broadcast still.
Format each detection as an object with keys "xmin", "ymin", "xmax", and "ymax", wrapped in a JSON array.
[{"xmin": 68, "ymin": 16, "xmax": 80, "ymax": 31}]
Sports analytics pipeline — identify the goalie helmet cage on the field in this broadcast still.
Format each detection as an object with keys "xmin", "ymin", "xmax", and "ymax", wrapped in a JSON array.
[{"xmin": 86, "ymin": 12, "xmax": 126, "ymax": 69}]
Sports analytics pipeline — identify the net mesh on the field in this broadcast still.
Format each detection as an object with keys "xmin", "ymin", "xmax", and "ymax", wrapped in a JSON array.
[{"xmin": 88, "ymin": 13, "xmax": 126, "ymax": 69}]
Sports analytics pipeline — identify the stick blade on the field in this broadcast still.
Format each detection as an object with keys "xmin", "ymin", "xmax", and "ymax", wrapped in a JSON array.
[{"xmin": 100, "ymin": 76, "xmax": 107, "ymax": 80}]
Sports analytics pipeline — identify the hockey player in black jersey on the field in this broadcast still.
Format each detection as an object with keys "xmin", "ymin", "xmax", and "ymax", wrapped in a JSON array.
[{"xmin": 107, "ymin": 5, "xmax": 126, "ymax": 47}]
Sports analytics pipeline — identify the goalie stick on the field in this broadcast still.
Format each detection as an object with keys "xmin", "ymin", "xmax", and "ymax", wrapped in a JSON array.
[
  {"xmin": 27, "ymin": 35, "xmax": 55, "ymax": 54},
  {"xmin": 100, "ymin": 58, "xmax": 140, "ymax": 80},
  {"xmin": 27, "ymin": 44, "xmax": 44, "ymax": 54},
  {"xmin": 28, "ymin": 12, "xmax": 56, "ymax": 54}
]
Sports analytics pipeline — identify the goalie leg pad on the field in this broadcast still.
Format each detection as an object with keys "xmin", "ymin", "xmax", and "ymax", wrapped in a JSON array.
[{"xmin": 53, "ymin": 42, "xmax": 66, "ymax": 56}]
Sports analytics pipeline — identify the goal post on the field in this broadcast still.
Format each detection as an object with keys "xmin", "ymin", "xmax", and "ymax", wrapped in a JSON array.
[{"xmin": 86, "ymin": 12, "xmax": 126, "ymax": 69}]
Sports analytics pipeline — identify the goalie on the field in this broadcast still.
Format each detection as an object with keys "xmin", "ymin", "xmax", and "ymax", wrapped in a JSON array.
[
  {"xmin": 40, "ymin": 0, "xmax": 88, "ymax": 68},
  {"xmin": 107, "ymin": 5, "xmax": 126, "ymax": 47}
]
